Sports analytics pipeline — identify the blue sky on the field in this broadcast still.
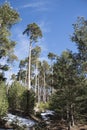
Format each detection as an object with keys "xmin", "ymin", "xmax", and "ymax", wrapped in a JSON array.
[
  {"xmin": 0, "ymin": 0, "xmax": 87, "ymax": 79},
  {"xmin": 1, "ymin": 0, "xmax": 87, "ymax": 58}
]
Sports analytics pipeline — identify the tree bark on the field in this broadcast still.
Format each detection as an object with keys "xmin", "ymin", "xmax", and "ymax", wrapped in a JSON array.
[
  {"xmin": 38, "ymin": 75, "xmax": 40, "ymax": 103},
  {"xmin": 28, "ymin": 41, "xmax": 32, "ymax": 90},
  {"xmin": 70, "ymin": 104, "xmax": 75, "ymax": 126},
  {"xmin": 67, "ymin": 107, "xmax": 71, "ymax": 130},
  {"xmin": 43, "ymin": 72, "xmax": 46, "ymax": 102},
  {"xmin": 35, "ymin": 61, "xmax": 38, "ymax": 94},
  {"xmin": 25, "ymin": 65, "xmax": 28, "ymax": 86}
]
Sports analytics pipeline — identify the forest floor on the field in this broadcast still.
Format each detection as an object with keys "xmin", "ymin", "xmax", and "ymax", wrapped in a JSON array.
[
  {"xmin": 0, "ymin": 110, "xmax": 87, "ymax": 130},
  {"xmin": 0, "ymin": 119, "xmax": 87, "ymax": 130},
  {"xmin": 45, "ymin": 119, "xmax": 87, "ymax": 130},
  {"xmin": 47, "ymin": 124, "xmax": 87, "ymax": 130}
]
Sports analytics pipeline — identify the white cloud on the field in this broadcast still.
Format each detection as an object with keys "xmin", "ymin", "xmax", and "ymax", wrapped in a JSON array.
[
  {"xmin": 39, "ymin": 21, "xmax": 50, "ymax": 33},
  {"xmin": 12, "ymin": 28, "xmax": 29, "ymax": 60},
  {"xmin": 20, "ymin": 1, "xmax": 49, "ymax": 12},
  {"xmin": 22, "ymin": 1, "xmax": 45, "ymax": 8},
  {"xmin": 35, "ymin": 7, "xmax": 48, "ymax": 12}
]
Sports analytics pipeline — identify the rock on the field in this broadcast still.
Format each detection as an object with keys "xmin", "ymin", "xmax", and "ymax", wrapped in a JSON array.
[{"xmin": 5, "ymin": 121, "xmax": 13, "ymax": 129}]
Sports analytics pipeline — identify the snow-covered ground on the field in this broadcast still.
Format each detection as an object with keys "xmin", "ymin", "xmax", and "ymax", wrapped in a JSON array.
[
  {"xmin": 1, "ymin": 110, "xmax": 54, "ymax": 129},
  {"xmin": 41, "ymin": 110, "xmax": 55, "ymax": 121},
  {"xmin": 3, "ymin": 113, "xmax": 35, "ymax": 127}
]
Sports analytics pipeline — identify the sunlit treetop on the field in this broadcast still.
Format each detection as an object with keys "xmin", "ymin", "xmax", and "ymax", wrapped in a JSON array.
[
  {"xmin": 23, "ymin": 23, "xmax": 43, "ymax": 43},
  {"xmin": 0, "ymin": 2, "xmax": 20, "ymax": 28}
]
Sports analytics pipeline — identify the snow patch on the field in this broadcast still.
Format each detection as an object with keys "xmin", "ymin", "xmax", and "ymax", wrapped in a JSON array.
[
  {"xmin": 41, "ymin": 110, "xmax": 54, "ymax": 120},
  {"xmin": 3, "ymin": 113, "xmax": 35, "ymax": 127}
]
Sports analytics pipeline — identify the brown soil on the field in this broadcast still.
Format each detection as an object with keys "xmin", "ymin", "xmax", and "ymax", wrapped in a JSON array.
[
  {"xmin": 46, "ymin": 120, "xmax": 87, "ymax": 130},
  {"xmin": 47, "ymin": 125, "xmax": 87, "ymax": 130}
]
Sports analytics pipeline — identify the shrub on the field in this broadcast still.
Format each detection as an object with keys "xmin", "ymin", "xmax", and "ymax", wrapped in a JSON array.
[
  {"xmin": 20, "ymin": 89, "xmax": 35, "ymax": 115},
  {"xmin": 8, "ymin": 81, "xmax": 25, "ymax": 111},
  {"xmin": 8, "ymin": 81, "xmax": 35, "ymax": 115},
  {"xmin": 37, "ymin": 102, "xmax": 49, "ymax": 112},
  {"xmin": 0, "ymin": 82, "xmax": 8, "ymax": 117}
]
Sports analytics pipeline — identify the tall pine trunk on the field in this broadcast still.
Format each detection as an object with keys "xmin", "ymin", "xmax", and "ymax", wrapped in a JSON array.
[
  {"xmin": 37, "ymin": 76, "xmax": 40, "ymax": 103},
  {"xmin": 67, "ymin": 107, "xmax": 71, "ymax": 130},
  {"xmin": 35, "ymin": 61, "xmax": 38, "ymax": 94},
  {"xmin": 28, "ymin": 41, "xmax": 32, "ymax": 90},
  {"xmin": 43, "ymin": 72, "xmax": 46, "ymax": 102},
  {"xmin": 70, "ymin": 104, "xmax": 75, "ymax": 126},
  {"xmin": 25, "ymin": 65, "xmax": 28, "ymax": 86}
]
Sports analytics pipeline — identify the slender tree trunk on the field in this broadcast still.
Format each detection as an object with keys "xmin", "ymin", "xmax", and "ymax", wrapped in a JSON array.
[
  {"xmin": 71, "ymin": 114, "xmax": 74, "ymax": 126},
  {"xmin": 43, "ymin": 72, "xmax": 46, "ymax": 102},
  {"xmin": 26, "ymin": 41, "xmax": 32, "ymax": 115},
  {"xmin": 7, "ymin": 67, "xmax": 12, "ymax": 94},
  {"xmin": 50, "ymin": 61, "xmax": 54, "ymax": 95},
  {"xmin": 40, "ymin": 86, "xmax": 42, "ymax": 101},
  {"xmin": 35, "ymin": 61, "xmax": 38, "ymax": 94},
  {"xmin": 25, "ymin": 65, "xmax": 28, "ymax": 86},
  {"xmin": 67, "ymin": 107, "xmax": 71, "ymax": 130},
  {"xmin": 46, "ymin": 88, "xmax": 48, "ymax": 102},
  {"xmin": 8, "ymin": 65, "xmax": 17, "ymax": 94},
  {"xmin": 38, "ymin": 75, "xmax": 40, "ymax": 103},
  {"xmin": 70, "ymin": 104, "xmax": 75, "ymax": 126},
  {"xmin": 28, "ymin": 41, "xmax": 32, "ymax": 90},
  {"xmin": 51, "ymin": 64, "xmax": 53, "ymax": 94}
]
